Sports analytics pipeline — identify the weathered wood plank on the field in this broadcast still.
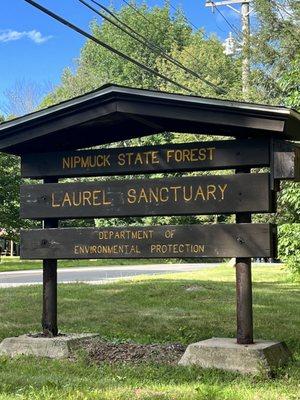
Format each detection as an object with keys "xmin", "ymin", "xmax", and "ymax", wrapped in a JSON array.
[
  {"xmin": 20, "ymin": 173, "xmax": 273, "ymax": 219},
  {"xmin": 271, "ymin": 139, "xmax": 300, "ymax": 182},
  {"xmin": 21, "ymin": 139, "xmax": 270, "ymax": 178},
  {"xmin": 20, "ymin": 223, "xmax": 276, "ymax": 259}
]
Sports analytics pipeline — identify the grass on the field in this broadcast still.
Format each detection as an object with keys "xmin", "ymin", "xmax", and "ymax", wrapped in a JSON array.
[
  {"xmin": 0, "ymin": 264, "xmax": 299, "ymax": 399},
  {"xmin": 0, "ymin": 256, "xmax": 165, "ymax": 273}
]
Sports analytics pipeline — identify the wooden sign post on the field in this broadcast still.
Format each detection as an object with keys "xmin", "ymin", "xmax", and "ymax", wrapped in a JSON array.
[
  {"xmin": 17, "ymin": 139, "xmax": 298, "ymax": 342},
  {"xmin": 0, "ymin": 84, "xmax": 298, "ymax": 370},
  {"xmin": 42, "ymin": 177, "xmax": 58, "ymax": 337},
  {"xmin": 235, "ymin": 167, "xmax": 253, "ymax": 345}
]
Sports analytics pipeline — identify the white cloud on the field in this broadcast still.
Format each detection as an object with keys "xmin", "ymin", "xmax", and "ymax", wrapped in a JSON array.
[{"xmin": 0, "ymin": 29, "xmax": 52, "ymax": 44}]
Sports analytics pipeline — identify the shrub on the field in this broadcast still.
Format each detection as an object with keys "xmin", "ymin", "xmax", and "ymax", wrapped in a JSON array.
[{"xmin": 278, "ymin": 224, "xmax": 300, "ymax": 276}]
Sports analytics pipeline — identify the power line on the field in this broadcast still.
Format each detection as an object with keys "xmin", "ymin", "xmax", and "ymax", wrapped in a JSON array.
[
  {"xmin": 169, "ymin": 2, "xmax": 205, "ymax": 33},
  {"xmin": 24, "ymin": 0, "xmax": 193, "ymax": 93},
  {"xmin": 80, "ymin": 0, "xmax": 225, "ymax": 94},
  {"xmin": 120, "ymin": 0, "xmax": 209, "ymax": 64},
  {"xmin": 211, "ymin": 2, "xmax": 242, "ymax": 39}
]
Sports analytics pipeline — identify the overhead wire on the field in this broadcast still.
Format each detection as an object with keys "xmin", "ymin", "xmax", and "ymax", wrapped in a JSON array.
[
  {"xmin": 24, "ymin": 0, "xmax": 193, "ymax": 93},
  {"xmin": 80, "ymin": 0, "xmax": 226, "ymax": 94},
  {"xmin": 210, "ymin": 2, "xmax": 243, "ymax": 40},
  {"xmin": 118, "ymin": 0, "xmax": 229, "ymax": 93},
  {"xmin": 120, "ymin": 0, "xmax": 210, "ymax": 62}
]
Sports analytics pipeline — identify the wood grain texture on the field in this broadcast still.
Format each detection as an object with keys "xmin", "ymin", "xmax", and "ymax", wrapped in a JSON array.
[
  {"xmin": 272, "ymin": 139, "xmax": 300, "ymax": 181},
  {"xmin": 20, "ymin": 223, "xmax": 276, "ymax": 259},
  {"xmin": 20, "ymin": 173, "xmax": 273, "ymax": 219},
  {"xmin": 21, "ymin": 139, "xmax": 270, "ymax": 178}
]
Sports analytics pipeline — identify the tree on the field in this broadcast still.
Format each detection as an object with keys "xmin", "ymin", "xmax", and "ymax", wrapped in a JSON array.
[
  {"xmin": 251, "ymin": 0, "xmax": 300, "ymax": 104},
  {"xmin": 0, "ymin": 152, "xmax": 23, "ymax": 240},
  {"xmin": 41, "ymin": 3, "xmax": 241, "ymax": 106},
  {"xmin": 39, "ymin": 3, "xmax": 243, "ymax": 231},
  {"xmin": 2, "ymin": 79, "xmax": 52, "ymax": 117}
]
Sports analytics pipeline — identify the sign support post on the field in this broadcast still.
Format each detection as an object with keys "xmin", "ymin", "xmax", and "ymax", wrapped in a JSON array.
[
  {"xmin": 235, "ymin": 167, "xmax": 253, "ymax": 344},
  {"xmin": 42, "ymin": 177, "xmax": 58, "ymax": 337}
]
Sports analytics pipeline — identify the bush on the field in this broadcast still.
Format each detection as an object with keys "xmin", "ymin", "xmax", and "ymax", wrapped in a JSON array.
[{"xmin": 278, "ymin": 224, "xmax": 300, "ymax": 276}]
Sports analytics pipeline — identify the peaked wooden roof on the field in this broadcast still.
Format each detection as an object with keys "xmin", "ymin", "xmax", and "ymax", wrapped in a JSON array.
[{"xmin": 0, "ymin": 84, "xmax": 299, "ymax": 155}]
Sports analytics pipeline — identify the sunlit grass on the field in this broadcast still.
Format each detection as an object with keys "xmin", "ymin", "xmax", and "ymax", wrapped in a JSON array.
[{"xmin": 0, "ymin": 264, "xmax": 299, "ymax": 399}]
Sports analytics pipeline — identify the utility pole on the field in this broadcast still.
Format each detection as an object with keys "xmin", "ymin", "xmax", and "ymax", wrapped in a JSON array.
[{"xmin": 205, "ymin": 0, "xmax": 252, "ymax": 100}]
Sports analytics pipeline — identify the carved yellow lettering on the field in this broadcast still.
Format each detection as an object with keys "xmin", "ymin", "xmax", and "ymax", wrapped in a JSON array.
[
  {"xmin": 174, "ymin": 150, "xmax": 182, "ymax": 162},
  {"xmin": 62, "ymin": 192, "xmax": 72, "ymax": 207},
  {"xmin": 82, "ymin": 191, "xmax": 92, "ymax": 206},
  {"xmin": 138, "ymin": 188, "xmax": 148, "ymax": 203},
  {"xmin": 127, "ymin": 153, "xmax": 134, "ymax": 165},
  {"xmin": 80, "ymin": 157, "xmax": 90, "ymax": 168},
  {"xmin": 208, "ymin": 147, "xmax": 215, "ymax": 160},
  {"xmin": 151, "ymin": 151, "xmax": 159, "ymax": 164},
  {"xmin": 166, "ymin": 150, "xmax": 174, "ymax": 163},
  {"xmin": 73, "ymin": 156, "xmax": 81, "ymax": 167},
  {"xmin": 92, "ymin": 190, "xmax": 102, "ymax": 206},
  {"xmin": 182, "ymin": 149, "xmax": 190, "ymax": 162},
  {"xmin": 118, "ymin": 153, "xmax": 126, "ymax": 166},
  {"xmin": 170, "ymin": 186, "xmax": 181, "ymax": 201},
  {"xmin": 207, "ymin": 184, "xmax": 217, "ymax": 200},
  {"xmin": 190, "ymin": 149, "xmax": 198, "ymax": 162},
  {"xmin": 159, "ymin": 187, "xmax": 169, "ymax": 202},
  {"xmin": 149, "ymin": 188, "xmax": 159, "ymax": 202},
  {"xmin": 62, "ymin": 157, "xmax": 70, "ymax": 169},
  {"xmin": 194, "ymin": 186, "xmax": 206, "ymax": 201},
  {"xmin": 103, "ymin": 190, "xmax": 112, "ymax": 205},
  {"xmin": 103, "ymin": 154, "xmax": 110, "ymax": 166},
  {"xmin": 51, "ymin": 193, "xmax": 60, "ymax": 208},
  {"xmin": 73, "ymin": 191, "xmax": 81, "ymax": 207},
  {"xmin": 183, "ymin": 186, "xmax": 193, "ymax": 202},
  {"xmin": 198, "ymin": 148, "xmax": 206, "ymax": 161},
  {"xmin": 218, "ymin": 184, "xmax": 228, "ymax": 200},
  {"xmin": 134, "ymin": 152, "xmax": 143, "ymax": 165},
  {"xmin": 127, "ymin": 189, "xmax": 136, "ymax": 204}
]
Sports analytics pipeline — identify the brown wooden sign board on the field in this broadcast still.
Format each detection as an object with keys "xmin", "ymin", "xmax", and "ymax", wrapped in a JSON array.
[
  {"xmin": 20, "ymin": 223, "xmax": 276, "ymax": 259},
  {"xmin": 272, "ymin": 139, "xmax": 300, "ymax": 182},
  {"xmin": 20, "ymin": 173, "xmax": 274, "ymax": 219},
  {"xmin": 21, "ymin": 139, "xmax": 270, "ymax": 178}
]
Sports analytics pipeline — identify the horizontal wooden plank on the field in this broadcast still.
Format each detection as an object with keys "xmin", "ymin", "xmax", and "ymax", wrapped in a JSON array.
[
  {"xmin": 20, "ymin": 173, "xmax": 273, "ymax": 219},
  {"xmin": 20, "ymin": 223, "xmax": 276, "ymax": 259},
  {"xmin": 21, "ymin": 139, "xmax": 270, "ymax": 178}
]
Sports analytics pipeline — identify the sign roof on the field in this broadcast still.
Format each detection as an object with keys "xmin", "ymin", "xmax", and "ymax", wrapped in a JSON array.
[{"xmin": 0, "ymin": 84, "xmax": 299, "ymax": 155}]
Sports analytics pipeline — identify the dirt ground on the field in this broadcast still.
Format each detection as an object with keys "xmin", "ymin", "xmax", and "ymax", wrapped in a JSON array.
[{"xmin": 83, "ymin": 339, "xmax": 186, "ymax": 365}]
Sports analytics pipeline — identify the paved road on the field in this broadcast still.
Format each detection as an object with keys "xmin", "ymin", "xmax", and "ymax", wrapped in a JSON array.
[{"xmin": 0, "ymin": 263, "xmax": 218, "ymax": 288}]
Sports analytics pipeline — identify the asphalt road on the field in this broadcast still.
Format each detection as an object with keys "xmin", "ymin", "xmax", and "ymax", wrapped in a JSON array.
[{"xmin": 0, "ymin": 263, "xmax": 218, "ymax": 288}]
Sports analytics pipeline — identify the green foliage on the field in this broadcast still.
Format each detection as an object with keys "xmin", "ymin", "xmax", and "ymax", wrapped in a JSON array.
[
  {"xmin": 278, "ymin": 224, "xmax": 300, "ymax": 276},
  {"xmin": 279, "ymin": 56, "xmax": 300, "ymax": 110},
  {"xmin": 0, "ymin": 154, "xmax": 23, "ymax": 240},
  {"xmin": 251, "ymin": 0, "xmax": 300, "ymax": 104},
  {"xmin": 277, "ymin": 182, "xmax": 300, "ymax": 224},
  {"xmin": 1, "ymin": 2, "xmax": 299, "ymax": 258},
  {"xmin": 157, "ymin": 33, "xmax": 242, "ymax": 98},
  {"xmin": 40, "ymin": 3, "xmax": 241, "ymax": 107}
]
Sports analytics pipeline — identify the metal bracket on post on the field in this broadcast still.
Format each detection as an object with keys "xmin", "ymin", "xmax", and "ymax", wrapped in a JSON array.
[
  {"xmin": 42, "ymin": 177, "xmax": 58, "ymax": 337},
  {"xmin": 235, "ymin": 167, "xmax": 253, "ymax": 345}
]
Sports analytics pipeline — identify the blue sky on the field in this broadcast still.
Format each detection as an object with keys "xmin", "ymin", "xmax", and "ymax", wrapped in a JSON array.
[{"xmin": 0, "ymin": 0, "xmax": 243, "ymax": 113}]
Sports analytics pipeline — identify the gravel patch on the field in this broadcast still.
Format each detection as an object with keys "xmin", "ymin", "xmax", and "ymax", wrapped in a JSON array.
[{"xmin": 83, "ymin": 339, "xmax": 186, "ymax": 365}]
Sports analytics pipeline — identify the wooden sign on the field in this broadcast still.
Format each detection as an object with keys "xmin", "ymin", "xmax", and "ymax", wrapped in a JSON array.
[
  {"xmin": 20, "ymin": 223, "xmax": 276, "ymax": 259},
  {"xmin": 20, "ymin": 173, "xmax": 273, "ymax": 219},
  {"xmin": 21, "ymin": 139, "xmax": 270, "ymax": 178},
  {"xmin": 272, "ymin": 139, "xmax": 300, "ymax": 182}
]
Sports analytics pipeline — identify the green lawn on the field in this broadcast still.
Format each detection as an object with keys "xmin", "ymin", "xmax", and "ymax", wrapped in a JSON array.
[
  {"xmin": 0, "ymin": 256, "xmax": 163, "ymax": 272},
  {"xmin": 0, "ymin": 264, "xmax": 299, "ymax": 399}
]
